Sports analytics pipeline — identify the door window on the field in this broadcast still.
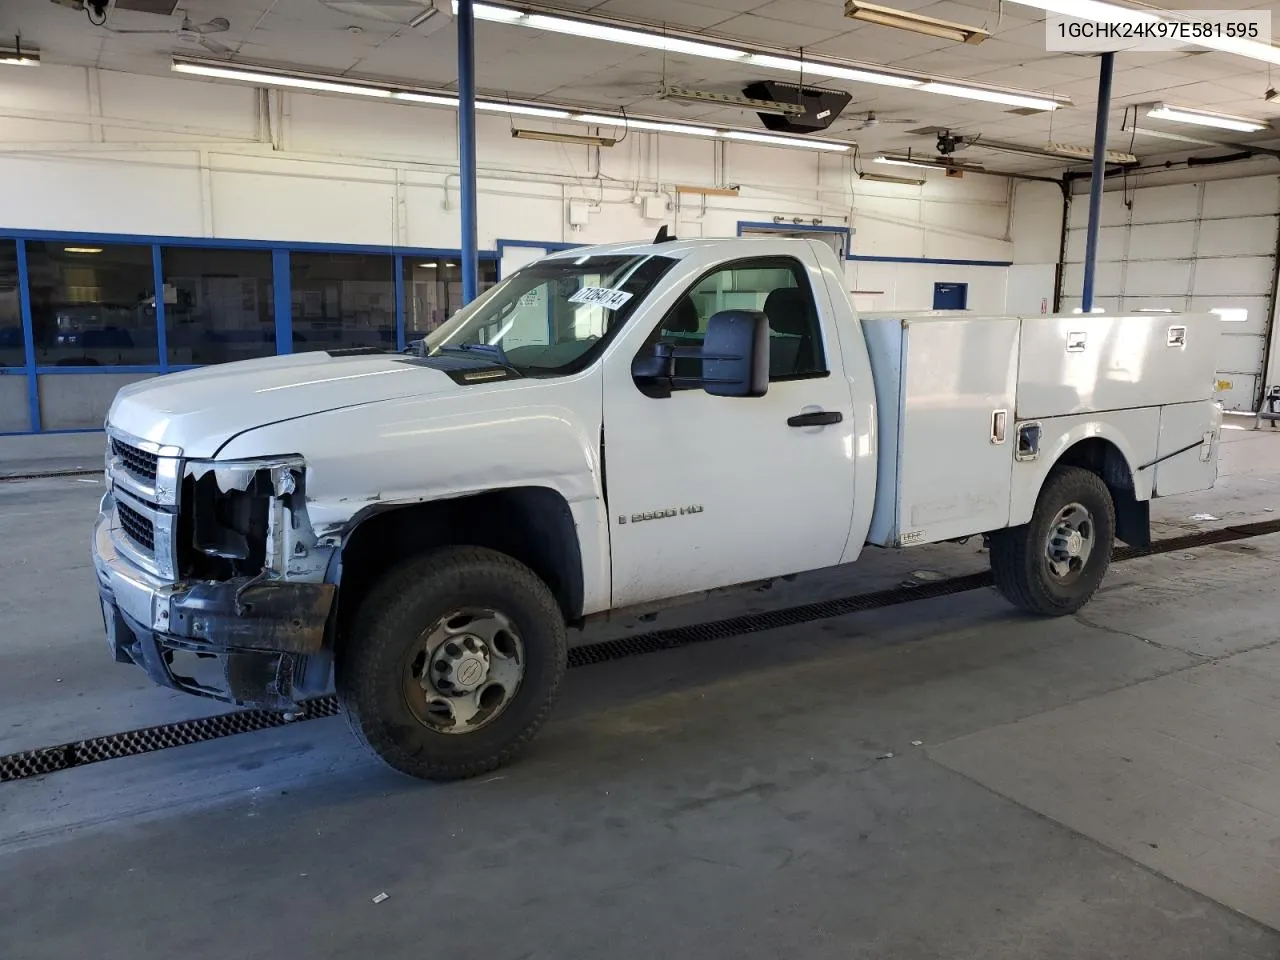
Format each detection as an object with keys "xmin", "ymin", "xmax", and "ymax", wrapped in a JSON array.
[{"xmin": 645, "ymin": 257, "xmax": 826, "ymax": 386}]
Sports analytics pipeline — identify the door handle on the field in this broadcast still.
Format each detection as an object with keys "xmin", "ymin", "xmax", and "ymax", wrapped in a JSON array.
[{"xmin": 788, "ymin": 410, "xmax": 843, "ymax": 427}]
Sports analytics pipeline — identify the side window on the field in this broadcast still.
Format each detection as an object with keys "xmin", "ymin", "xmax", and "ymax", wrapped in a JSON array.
[{"xmin": 648, "ymin": 258, "xmax": 826, "ymax": 384}]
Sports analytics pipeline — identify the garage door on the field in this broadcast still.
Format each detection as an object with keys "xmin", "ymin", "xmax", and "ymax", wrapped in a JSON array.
[{"xmin": 1060, "ymin": 176, "xmax": 1279, "ymax": 411}]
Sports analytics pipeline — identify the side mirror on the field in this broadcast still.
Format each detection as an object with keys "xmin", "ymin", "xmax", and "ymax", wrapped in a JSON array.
[
  {"xmin": 701, "ymin": 309, "xmax": 769, "ymax": 398},
  {"xmin": 630, "ymin": 309, "xmax": 769, "ymax": 399}
]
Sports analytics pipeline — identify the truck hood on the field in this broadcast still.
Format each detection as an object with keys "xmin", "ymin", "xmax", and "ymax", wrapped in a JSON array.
[{"xmin": 108, "ymin": 352, "xmax": 466, "ymax": 457}]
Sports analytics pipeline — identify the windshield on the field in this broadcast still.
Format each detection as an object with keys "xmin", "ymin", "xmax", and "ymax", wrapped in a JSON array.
[{"xmin": 423, "ymin": 253, "xmax": 678, "ymax": 375}]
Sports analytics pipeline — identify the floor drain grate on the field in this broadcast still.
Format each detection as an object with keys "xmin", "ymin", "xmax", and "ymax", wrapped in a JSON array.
[{"xmin": 3, "ymin": 518, "xmax": 1278, "ymax": 783}]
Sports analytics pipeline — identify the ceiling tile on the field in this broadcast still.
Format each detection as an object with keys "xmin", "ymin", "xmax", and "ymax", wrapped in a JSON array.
[
  {"xmin": 595, "ymin": 0, "xmax": 738, "ymax": 29},
  {"xmin": 711, "ymin": 13, "xmax": 852, "ymax": 47}
]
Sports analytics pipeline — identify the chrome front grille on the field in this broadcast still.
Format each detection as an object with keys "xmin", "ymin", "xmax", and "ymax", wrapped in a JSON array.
[
  {"xmin": 110, "ymin": 438, "xmax": 159, "ymax": 486},
  {"xmin": 116, "ymin": 500, "xmax": 156, "ymax": 552},
  {"xmin": 105, "ymin": 427, "xmax": 182, "ymax": 579}
]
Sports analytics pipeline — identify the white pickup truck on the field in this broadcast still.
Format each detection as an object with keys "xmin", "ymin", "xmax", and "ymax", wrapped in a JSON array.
[{"xmin": 94, "ymin": 235, "xmax": 1223, "ymax": 779}]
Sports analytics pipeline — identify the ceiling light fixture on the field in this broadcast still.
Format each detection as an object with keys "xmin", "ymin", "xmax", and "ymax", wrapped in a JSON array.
[
  {"xmin": 858, "ymin": 170, "xmax": 927, "ymax": 185},
  {"xmin": 456, "ymin": 0, "xmax": 1070, "ymax": 109},
  {"xmin": 63, "ymin": 247, "xmax": 103, "ymax": 254},
  {"xmin": 170, "ymin": 56, "xmax": 856, "ymax": 153},
  {"xmin": 877, "ymin": 153, "xmax": 984, "ymax": 171},
  {"xmin": 660, "ymin": 85, "xmax": 808, "ymax": 117},
  {"xmin": 173, "ymin": 60, "xmax": 393, "ymax": 98},
  {"xmin": 0, "ymin": 44, "xmax": 39, "ymax": 66},
  {"xmin": 844, "ymin": 0, "xmax": 990, "ymax": 44},
  {"xmin": 917, "ymin": 82, "xmax": 1062, "ymax": 111},
  {"xmin": 575, "ymin": 113, "xmax": 718, "ymax": 136},
  {"xmin": 480, "ymin": 101, "xmax": 573, "ymax": 119},
  {"xmin": 723, "ymin": 130, "xmax": 850, "ymax": 151},
  {"xmin": 873, "ymin": 154, "xmax": 937, "ymax": 170},
  {"xmin": 1145, "ymin": 102, "xmax": 1268, "ymax": 133},
  {"xmin": 512, "ymin": 128, "xmax": 618, "ymax": 147},
  {"xmin": 1007, "ymin": 0, "xmax": 1280, "ymax": 66}
]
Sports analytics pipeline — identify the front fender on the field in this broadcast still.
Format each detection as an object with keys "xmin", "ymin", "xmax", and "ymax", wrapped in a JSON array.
[
  {"xmin": 1008, "ymin": 408, "xmax": 1160, "ymax": 528},
  {"xmin": 216, "ymin": 372, "xmax": 612, "ymax": 614}
]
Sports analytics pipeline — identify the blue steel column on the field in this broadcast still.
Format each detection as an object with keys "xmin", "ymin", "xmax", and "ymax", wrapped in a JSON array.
[
  {"xmin": 457, "ymin": 0, "xmax": 479, "ymax": 304},
  {"xmin": 1080, "ymin": 51, "xmax": 1115, "ymax": 314}
]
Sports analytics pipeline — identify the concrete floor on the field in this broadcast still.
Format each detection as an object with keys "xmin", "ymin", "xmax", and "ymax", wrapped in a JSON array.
[{"xmin": 2, "ymin": 419, "xmax": 1280, "ymax": 959}]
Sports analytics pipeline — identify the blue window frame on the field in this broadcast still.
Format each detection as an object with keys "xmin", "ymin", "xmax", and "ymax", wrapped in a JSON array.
[{"xmin": 0, "ymin": 228, "xmax": 499, "ymax": 435}]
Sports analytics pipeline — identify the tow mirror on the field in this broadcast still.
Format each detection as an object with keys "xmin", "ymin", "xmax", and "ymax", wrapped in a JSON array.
[
  {"xmin": 631, "ymin": 308, "xmax": 769, "ymax": 398},
  {"xmin": 701, "ymin": 309, "xmax": 769, "ymax": 398}
]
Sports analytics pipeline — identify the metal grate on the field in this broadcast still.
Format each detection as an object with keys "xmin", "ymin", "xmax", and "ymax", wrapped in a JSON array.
[
  {"xmin": 116, "ymin": 500, "xmax": 155, "ymax": 552},
  {"xmin": 0, "ymin": 698, "xmax": 340, "ymax": 782},
  {"xmin": 111, "ymin": 438, "xmax": 159, "ymax": 485},
  {"xmin": 3, "ymin": 518, "xmax": 1278, "ymax": 784}
]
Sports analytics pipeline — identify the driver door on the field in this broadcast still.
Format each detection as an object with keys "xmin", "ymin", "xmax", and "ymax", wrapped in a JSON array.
[{"xmin": 602, "ymin": 252, "xmax": 857, "ymax": 608}]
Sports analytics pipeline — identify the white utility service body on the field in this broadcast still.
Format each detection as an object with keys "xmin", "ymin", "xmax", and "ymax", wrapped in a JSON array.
[{"xmin": 93, "ymin": 236, "xmax": 1222, "ymax": 779}]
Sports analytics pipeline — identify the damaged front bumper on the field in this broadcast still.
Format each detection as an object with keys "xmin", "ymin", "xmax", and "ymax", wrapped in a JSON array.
[{"xmin": 93, "ymin": 504, "xmax": 336, "ymax": 710}]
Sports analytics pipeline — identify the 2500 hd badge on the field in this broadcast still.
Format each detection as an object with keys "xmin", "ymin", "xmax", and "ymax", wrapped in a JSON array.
[{"xmin": 618, "ymin": 504, "xmax": 705, "ymax": 524}]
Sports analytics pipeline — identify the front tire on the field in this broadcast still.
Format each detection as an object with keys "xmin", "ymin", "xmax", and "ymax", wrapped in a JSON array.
[
  {"xmin": 990, "ymin": 466, "xmax": 1116, "ymax": 616},
  {"xmin": 337, "ymin": 547, "xmax": 567, "ymax": 781}
]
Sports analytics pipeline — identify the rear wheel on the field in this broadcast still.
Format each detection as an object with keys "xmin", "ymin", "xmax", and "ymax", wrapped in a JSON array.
[
  {"xmin": 337, "ymin": 547, "xmax": 567, "ymax": 780},
  {"xmin": 989, "ymin": 466, "xmax": 1116, "ymax": 616}
]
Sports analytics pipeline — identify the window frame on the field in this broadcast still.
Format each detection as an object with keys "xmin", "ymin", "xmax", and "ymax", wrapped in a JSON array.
[{"xmin": 635, "ymin": 254, "xmax": 830, "ymax": 394}]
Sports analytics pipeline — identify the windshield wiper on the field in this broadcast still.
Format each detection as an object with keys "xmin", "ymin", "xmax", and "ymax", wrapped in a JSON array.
[{"xmin": 430, "ymin": 343, "xmax": 523, "ymax": 375}]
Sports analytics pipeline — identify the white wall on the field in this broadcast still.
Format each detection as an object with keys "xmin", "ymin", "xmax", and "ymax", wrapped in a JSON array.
[
  {"xmin": 0, "ymin": 64, "xmax": 1020, "ymax": 311},
  {"xmin": 1008, "ymin": 179, "xmax": 1064, "ymax": 315}
]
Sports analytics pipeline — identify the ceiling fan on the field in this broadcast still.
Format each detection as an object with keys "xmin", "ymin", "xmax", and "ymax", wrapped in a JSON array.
[
  {"xmin": 851, "ymin": 110, "xmax": 919, "ymax": 131},
  {"xmin": 104, "ymin": 10, "xmax": 233, "ymax": 56}
]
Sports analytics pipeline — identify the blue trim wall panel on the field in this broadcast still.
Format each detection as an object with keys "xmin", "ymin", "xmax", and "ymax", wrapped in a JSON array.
[
  {"xmin": 15, "ymin": 239, "xmax": 39, "ymax": 433},
  {"xmin": 272, "ymin": 249, "xmax": 292, "ymax": 355}
]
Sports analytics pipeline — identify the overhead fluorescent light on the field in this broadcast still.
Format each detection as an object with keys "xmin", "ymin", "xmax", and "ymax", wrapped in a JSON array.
[
  {"xmin": 790, "ymin": 59, "xmax": 924, "ymax": 88},
  {"xmin": 173, "ymin": 61, "xmax": 394, "ymax": 98},
  {"xmin": 660, "ymin": 85, "xmax": 807, "ymax": 117},
  {"xmin": 858, "ymin": 170, "xmax": 926, "ymax": 185},
  {"xmin": 512, "ymin": 128, "xmax": 617, "ymax": 147},
  {"xmin": 873, "ymin": 154, "xmax": 937, "ymax": 170},
  {"xmin": 0, "ymin": 46, "xmax": 39, "ymax": 66},
  {"xmin": 63, "ymin": 247, "xmax": 103, "ymax": 254},
  {"xmin": 418, "ymin": 262, "xmax": 440, "ymax": 268},
  {"xmin": 460, "ymin": 0, "xmax": 1070, "ymax": 108},
  {"xmin": 844, "ymin": 0, "xmax": 990, "ymax": 44},
  {"xmin": 722, "ymin": 130, "xmax": 850, "ymax": 151},
  {"xmin": 1008, "ymin": 0, "xmax": 1280, "ymax": 66},
  {"xmin": 917, "ymin": 82, "xmax": 1061, "ymax": 111},
  {"xmin": 575, "ymin": 113, "xmax": 718, "ymax": 136},
  {"xmin": 479, "ymin": 101, "xmax": 572, "ymax": 119},
  {"xmin": 393, "ymin": 91, "xmax": 460, "ymax": 106},
  {"xmin": 876, "ymin": 153, "xmax": 984, "ymax": 171},
  {"xmin": 1145, "ymin": 103, "xmax": 1268, "ymax": 134}
]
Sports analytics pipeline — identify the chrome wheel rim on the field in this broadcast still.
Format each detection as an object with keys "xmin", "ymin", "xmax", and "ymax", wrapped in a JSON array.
[
  {"xmin": 1045, "ymin": 502, "xmax": 1094, "ymax": 582},
  {"xmin": 403, "ymin": 608, "xmax": 525, "ymax": 734}
]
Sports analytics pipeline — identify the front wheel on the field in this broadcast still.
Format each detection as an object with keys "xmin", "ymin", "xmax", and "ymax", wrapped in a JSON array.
[
  {"xmin": 337, "ymin": 547, "xmax": 567, "ymax": 780},
  {"xmin": 989, "ymin": 466, "xmax": 1116, "ymax": 616}
]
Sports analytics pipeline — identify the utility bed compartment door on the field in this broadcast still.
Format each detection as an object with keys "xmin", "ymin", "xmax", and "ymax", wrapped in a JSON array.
[
  {"xmin": 1016, "ymin": 313, "xmax": 1220, "ymax": 420},
  {"xmin": 1154, "ymin": 399, "xmax": 1222, "ymax": 497},
  {"xmin": 863, "ymin": 315, "xmax": 1019, "ymax": 547}
]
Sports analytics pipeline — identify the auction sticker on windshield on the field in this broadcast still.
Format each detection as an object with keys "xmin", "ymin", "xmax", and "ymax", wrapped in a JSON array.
[{"xmin": 569, "ymin": 287, "xmax": 634, "ymax": 310}]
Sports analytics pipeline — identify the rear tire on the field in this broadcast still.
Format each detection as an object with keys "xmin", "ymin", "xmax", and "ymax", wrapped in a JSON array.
[
  {"xmin": 990, "ymin": 466, "xmax": 1116, "ymax": 616},
  {"xmin": 337, "ymin": 546, "xmax": 567, "ymax": 781}
]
